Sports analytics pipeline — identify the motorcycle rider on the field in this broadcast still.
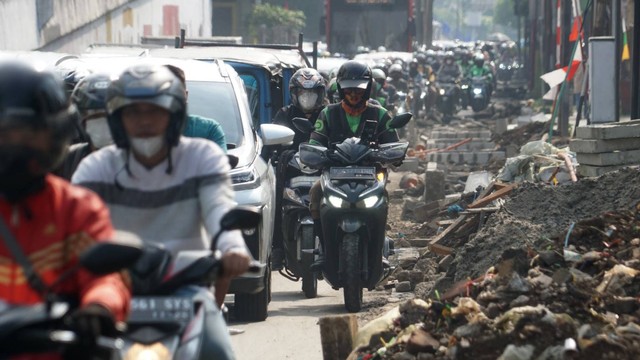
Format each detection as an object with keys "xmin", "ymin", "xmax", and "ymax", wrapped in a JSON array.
[
  {"xmin": 72, "ymin": 63, "xmax": 249, "ymax": 359},
  {"xmin": 0, "ymin": 61, "xmax": 131, "ymax": 358},
  {"xmin": 307, "ymin": 61, "xmax": 399, "ymax": 269},
  {"xmin": 371, "ymin": 68, "xmax": 391, "ymax": 110},
  {"xmin": 54, "ymin": 73, "xmax": 114, "ymax": 180},
  {"xmin": 437, "ymin": 51, "xmax": 463, "ymax": 82},
  {"xmin": 387, "ymin": 63, "xmax": 408, "ymax": 92},
  {"xmin": 271, "ymin": 68, "xmax": 327, "ymax": 271},
  {"xmin": 467, "ymin": 52, "xmax": 494, "ymax": 97},
  {"xmin": 165, "ymin": 64, "xmax": 227, "ymax": 152}
]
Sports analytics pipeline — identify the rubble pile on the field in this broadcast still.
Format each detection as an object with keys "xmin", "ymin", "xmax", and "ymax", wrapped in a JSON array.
[{"xmin": 352, "ymin": 168, "xmax": 640, "ymax": 359}]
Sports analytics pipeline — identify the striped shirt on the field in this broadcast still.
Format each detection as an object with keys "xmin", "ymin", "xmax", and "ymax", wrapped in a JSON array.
[{"xmin": 72, "ymin": 137, "xmax": 248, "ymax": 257}]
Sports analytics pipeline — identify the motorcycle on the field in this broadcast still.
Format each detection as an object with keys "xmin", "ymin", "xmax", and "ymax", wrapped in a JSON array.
[
  {"xmin": 436, "ymin": 77, "xmax": 461, "ymax": 122},
  {"xmin": 0, "ymin": 239, "xmax": 143, "ymax": 359},
  {"xmin": 118, "ymin": 207, "xmax": 262, "ymax": 359},
  {"xmin": 496, "ymin": 60, "xmax": 527, "ymax": 97},
  {"xmin": 297, "ymin": 113, "xmax": 412, "ymax": 313},
  {"xmin": 279, "ymin": 151, "xmax": 322, "ymax": 298},
  {"xmin": 469, "ymin": 76, "xmax": 490, "ymax": 112}
]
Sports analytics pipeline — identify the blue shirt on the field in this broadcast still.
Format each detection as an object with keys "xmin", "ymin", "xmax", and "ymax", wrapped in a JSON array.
[{"xmin": 183, "ymin": 114, "xmax": 227, "ymax": 153}]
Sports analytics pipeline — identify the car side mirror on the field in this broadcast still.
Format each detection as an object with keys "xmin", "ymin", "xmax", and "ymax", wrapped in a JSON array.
[
  {"xmin": 260, "ymin": 124, "xmax": 295, "ymax": 146},
  {"xmin": 219, "ymin": 206, "xmax": 262, "ymax": 231}
]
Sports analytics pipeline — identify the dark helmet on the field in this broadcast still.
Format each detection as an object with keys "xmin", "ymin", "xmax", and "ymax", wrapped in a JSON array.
[
  {"xmin": 336, "ymin": 60, "xmax": 372, "ymax": 101},
  {"xmin": 415, "ymin": 53, "xmax": 427, "ymax": 65},
  {"xmin": 0, "ymin": 61, "xmax": 77, "ymax": 173},
  {"xmin": 289, "ymin": 68, "xmax": 326, "ymax": 112},
  {"xmin": 106, "ymin": 64, "xmax": 186, "ymax": 149},
  {"xmin": 72, "ymin": 72, "xmax": 111, "ymax": 117}
]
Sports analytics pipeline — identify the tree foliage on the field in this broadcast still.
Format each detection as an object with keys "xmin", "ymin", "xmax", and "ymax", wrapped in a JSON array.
[{"xmin": 246, "ymin": 4, "xmax": 306, "ymax": 44}]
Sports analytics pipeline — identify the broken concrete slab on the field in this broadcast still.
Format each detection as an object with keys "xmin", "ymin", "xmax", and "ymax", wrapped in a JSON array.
[
  {"xmin": 427, "ymin": 139, "xmax": 496, "ymax": 151},
  {"xmin": 577, "ymin": 164, "xmax": 628, "ymax": 177},
  {"xmin": 570, "ymin": 138, "xmax": 640, "ymax": 153},
  {"xmin": 575, "ymin": 120, "xmax": 640, "ymax": 140},
  {"xmin": 427, "ymin": 151, "xmax": 506, "ymax": 165},
  {"xmin": 424, "ymin": 170, "xmax": 446, "ymax": 202},
  {"xmin": 396, "ymin": 156, "xmax": 420, "ymax": 172},
  {"xmin": 430, "ymin": 129, "xmax": 493, "ymax": 139},
  {"xmin": 576, "ymin": 149, "xmax": 640, "ymax": 166}
]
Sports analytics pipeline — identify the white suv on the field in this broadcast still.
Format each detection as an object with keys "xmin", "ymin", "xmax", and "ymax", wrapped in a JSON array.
[{"xmin": 66, "ymin": 55, "xmax": 292, "ymax": 322}]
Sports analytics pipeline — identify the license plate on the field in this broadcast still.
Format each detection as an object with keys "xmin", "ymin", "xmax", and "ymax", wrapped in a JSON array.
[
  {"xmin": 128, "ymin": 296, "xmax": 193, "ymax": 323},
  {"xmin": 329, "ymin": 167, "xmax": 376, "ymax": 180}
]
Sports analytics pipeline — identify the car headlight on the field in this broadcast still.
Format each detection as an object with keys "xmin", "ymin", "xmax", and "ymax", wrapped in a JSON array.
[
  {"xmin": 327, "ymin": 195, "xmax": 345, "ymax": 208},
  {"xmin": 230, "ymin": 167, "xmax": 260, "ymax": 189},
  {"xmin": 473, "ymin": 88, "xmax": 482, "ymax": 95}
]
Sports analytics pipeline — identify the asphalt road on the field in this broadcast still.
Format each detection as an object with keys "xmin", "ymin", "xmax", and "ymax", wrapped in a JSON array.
[{"xmin": 229, "ymin": 272, "xmax": 346, "ymax": 360}]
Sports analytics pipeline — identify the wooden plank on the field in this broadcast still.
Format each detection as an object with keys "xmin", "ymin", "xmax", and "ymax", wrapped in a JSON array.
[
  {"xmin": 461, "ymin": 206, "xmax": 500, "ymax": 214},
  {"xmin": 429, "ymin": 214, "xmax": 467, "ymax": 245},
  {"xmin": 429, "ymin": 243, "xmax": 454, "ymax": 256},
  {"xmin": 467, "ymin": 184, "xmax": 515, "ymax": 209},
  {"xmin": 319, "ymin": 314, "xmax": 358, "ymax": 360},
  {"xmin": 437, "ymin": 219, "xmax": 456, "ymax": 226}
]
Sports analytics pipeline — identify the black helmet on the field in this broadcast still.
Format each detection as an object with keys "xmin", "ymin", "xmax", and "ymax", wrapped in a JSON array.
[
  {"xmin": 106, "ymin": 64, "xmax": 186, "ymax": 149},
  {"xmin": 72, "ymin": 72, "xmax": 111, "ymax": 116},
  {"xmin": 0, "ymin": 61, "xmax": 77, "ymax": 196},
  {"xmin": 289, "ymin": 68, "xmax": 326, "ymax": 112},
  {"xmin": 336, "ymin": 60, "xmax": 372, "ymax": 101}
]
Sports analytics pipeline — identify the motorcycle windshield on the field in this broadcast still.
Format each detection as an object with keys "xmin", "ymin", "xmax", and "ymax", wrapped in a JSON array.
[
  {"xmin": 299, "ymin": 143, "xmax": 329, "ymax": 169},
  {"xmin": 368, "ymin": 142, "xmax": 409, "ymax": 166},
  {"xmin": 334, "ymin": 138, "xmax": 370, "ymax": 165}
]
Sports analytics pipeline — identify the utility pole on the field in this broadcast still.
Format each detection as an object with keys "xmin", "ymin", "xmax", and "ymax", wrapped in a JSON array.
[
  {"xmin": 559, "ymin": 0, "xmax": 572, "ymax": 137},
  {"xmin": 423, "ymin": 0, "xmax": 433, "ymax": 49},
  {"xmin": 632, "ymin": 0, "xmax": 640, "ymax": 119},
  {"xmin": 612, "ymin": 0, "xmax": 621, "ymax": 122}
]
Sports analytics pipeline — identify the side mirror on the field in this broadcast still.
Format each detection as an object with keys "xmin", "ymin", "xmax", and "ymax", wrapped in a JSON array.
[
  {"xmin": 260, "ymin": 124, "xmax": 295, "ymax": 146},
  {"xmin": 79, "ymin": 231, "xmax": 143, "ymax": 275},
  {"xmin": 389, "ymin": 113, "xmax": 412, "ymax": 129},
  {"xmin": 292, "ymin": 117, "xmax": 315, "ymax": 135},
  {"xmin": 211, "ymin": 206, "xmax": 262, "ymax": 250},
  {"xmin": 219, "ymin": 206, "xmax": 262, "ymax": 231}
]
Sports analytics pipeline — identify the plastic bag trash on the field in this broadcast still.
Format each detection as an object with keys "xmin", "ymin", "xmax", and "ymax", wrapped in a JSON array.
[{"xmin": 520, "ymin": 140, "xmax": 560, "ymax": 156}]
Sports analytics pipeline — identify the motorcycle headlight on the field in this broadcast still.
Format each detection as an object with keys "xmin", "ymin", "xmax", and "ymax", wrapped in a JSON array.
[
  {"xmin": 360, "ymin": 195, "xmax": 379, "ymax": 208},
  {"xmin": 461, "ymin": 85, "xmax": 468, "ymax": 90},
  {"xmin": 284, "ymin": 188, "xmax": 302, "ymax": 204},
  {"xmin": 439, "ymin": 89, "xmax": 445, "ymax": 95},
  {"xmin": 327, "ymin": 195, "xmax": 345, "ymax": 208},
  {"xmin": 473, "ymin": 88, "xmax": 482, "ymax": 95}
]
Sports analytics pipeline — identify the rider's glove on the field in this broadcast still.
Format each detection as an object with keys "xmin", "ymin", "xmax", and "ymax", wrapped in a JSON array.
[{"xmin": 66, "ymin": 303, "xmax": 117, "ymax": 348}]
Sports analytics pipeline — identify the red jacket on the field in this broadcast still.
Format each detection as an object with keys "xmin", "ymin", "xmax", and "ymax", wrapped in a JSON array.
[{"xmin": 0, "ymin": 175, "xmax": 131, "ymax": 359}]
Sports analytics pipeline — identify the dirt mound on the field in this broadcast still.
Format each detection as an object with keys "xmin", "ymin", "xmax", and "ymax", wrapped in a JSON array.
[
  {"xmin": 352, "ymin": 168, "xmax": 640, "ymax": 359},
  {"xmin": 450, "ymin": 167, "xmax": 640, "ymax": 282}
]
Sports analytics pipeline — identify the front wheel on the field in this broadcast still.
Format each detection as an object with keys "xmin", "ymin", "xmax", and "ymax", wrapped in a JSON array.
[
  {"xmin": 341, "ymin": 234, "xmax": 363, "ymax": 313},
  {"xmin": 300, "ymin": 225, "xmax": 318, "ymax": 298}
]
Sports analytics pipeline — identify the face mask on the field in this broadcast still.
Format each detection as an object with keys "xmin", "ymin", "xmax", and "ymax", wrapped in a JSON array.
[
  {"xmin": 129, "ymin": 136, "xmax": 165, "ymax": 159},
  {"xmin": 0, "ymin": 145, "xmax": 46, "ymax": 203},
  {"xmin": 298, "ymin": 91, "xmax": 318, "ymax": 111},
  {"xmin": 85, "ymin": 117, "xmax": 114, "ymax": 149}
]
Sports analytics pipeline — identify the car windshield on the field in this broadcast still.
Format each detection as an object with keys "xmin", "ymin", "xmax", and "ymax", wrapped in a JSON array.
[{"xmin": 185, "ymin": 80, "xmax": 243, "ymax": 147}]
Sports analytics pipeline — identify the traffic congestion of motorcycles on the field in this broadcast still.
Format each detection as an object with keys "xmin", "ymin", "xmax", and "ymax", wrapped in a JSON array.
[
  {"xmin": 0, "ymin": 34, "xmax": 527, "ymax": 359},
  {"xmin": 320, "ymin": 39, "xmax": 527, "ymax": 125}
]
